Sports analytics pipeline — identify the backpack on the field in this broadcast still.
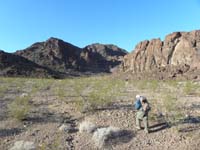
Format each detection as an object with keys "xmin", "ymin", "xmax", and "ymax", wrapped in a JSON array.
[
  {"xmin": 146, "ymin": 104, "xmax": 151, "ymax": 112},
  {"xmin": 134, "ymin": 99, "xmax": 142, "ymax": 110}
]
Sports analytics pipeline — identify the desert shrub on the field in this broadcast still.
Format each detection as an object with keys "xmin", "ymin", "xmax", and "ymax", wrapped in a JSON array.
[
  {"xmin": 183, "ymin": 81, "xmax": 199, "ymax": 95},
  {"xmin": 166, "ymin": 80, "xmax": 179, "ymax": 88},
  {"xmin": 148, "ymin": 80, "xmax": 159, "ymax": 92},
  {"xmin": 86, "ymin": 77, "xmax": 125, "ymax": 111},
  {"xmin": 70, "ymin": 78, "xmax": 90, "ymax": 111},
  {"xmin": 79, "ymin": 121, "xmax": 97, "ymax": 133},
  {"xmin": 163, "ymin": 94, "xmax": 176, "ymax": 112},
  {"xmin": 7, "ymin": 96, "xmax": 31, "ymax": 121},
  {"xmin": 72, "ymin": 76, "xmax": 125, "ymax": 112},
  {"xmin": 92, "ymin": 126, "xmax": 120, "ymax": 149},
  {"xmin": 130, "ymin": 79, "xmax": 160, "ymax": 93},
  {"xmin": 31, "ymin": 78, "xmax": 54, "ymax": 93},
  {"xmin": 135, "ymin": 80, "xmax": 148, "ymax": 90},
  {"xmin": 162, "ymin": 94, "xmax": 184, "ymax": 125},
  {"xmin": 50, "ymin": 134, "xmax": 61, "ymax": 150},
  {"xmin": 162, "ymin": 80, "xmax": 180, "ymax": 94},
  {"xmin": 0, "ymin": 85, "xmax": 8, "ymax": 98},
  {"xmin": 54, "ymin": 86, "xmax": 66, "ymax": 101},
  {"xmin": 87, "ymin": 87, "xmax": 112, "ymax": 110},
  {"xmin": 39, "ymin": 143, "xmax": 47, "ymax": 150}
]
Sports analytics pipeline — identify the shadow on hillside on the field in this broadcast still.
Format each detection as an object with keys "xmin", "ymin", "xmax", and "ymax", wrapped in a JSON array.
[{"xmin": 0, "ymin": 128, "xmax": 23, "ymax": 137}]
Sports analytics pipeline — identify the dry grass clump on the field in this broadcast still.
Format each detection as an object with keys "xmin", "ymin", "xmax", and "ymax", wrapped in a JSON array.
[
  {"xmin": 10, "ymin": 140, "xmax": 36, "ymax": 150},
  {"xmin": 7, "ymin": 95, "xmax": 31, "ymax": 121},
  {"xmin": 92, "ymin": 126, "xmax": 120, "ymax": 149},
  {"xmin": 72, "ymin": 76, "xmax": 125, "ymax": 112},
  {"xmin": 79, "ymin": 121, "xmax": 97, "ymax": 134}
]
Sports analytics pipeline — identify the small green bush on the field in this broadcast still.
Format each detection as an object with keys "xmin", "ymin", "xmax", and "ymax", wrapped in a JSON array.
[
  {"xmin": 183, "ymin": 81, "xmax": 199, "ymax": 95},
  {"xmin": 148, "ymin": 80, "xmax": 159, "ymax": 92},
  {"xmin": 71, "ymin": 76, "xmax": 125, "ymax": 112},
  {"xmin": 136, "ymin": 80, "xmax": 148, "ymax": 90},
  {"xmin": 0, "ymin": 86, "xmax": 8, "ymax": 98},
  {"xmin": 7, "ymin": 96, "xmax": 31, "ymax": 121},
  {"xmin": 166, "ymin": 80, "xmax": 179, "ymax": 88},
  {"xmin": 162, "ymin": 94, "xmax": 184, "ymax": 125},
  {"xmin": 39, "ymin": 143, "xmax": 47, "ymax": 150}
]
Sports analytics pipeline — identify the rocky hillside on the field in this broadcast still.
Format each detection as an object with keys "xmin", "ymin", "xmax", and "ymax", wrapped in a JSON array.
[
  {"xmin": 121, "ymin": 30, "xmax": 200, "ymax": 80},
  {"xmin": 81, "ymin": 43, "xmax": 127, "ymax": 72},
  {"xmin": 15, "ymin": 38, "xmax": 127, "ymax": 74},
  {"xmin": 15, "ymin": 38, "xmax": 83, "ymax": 73},
  {"xmin": 0, "ymin": 50, "xmax": 60, "ymax": 78}
]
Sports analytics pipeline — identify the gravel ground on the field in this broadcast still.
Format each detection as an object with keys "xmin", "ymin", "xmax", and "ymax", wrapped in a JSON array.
[{"xmin": 0, "ymin": 79, "xmax": 200, "ymax": 150}]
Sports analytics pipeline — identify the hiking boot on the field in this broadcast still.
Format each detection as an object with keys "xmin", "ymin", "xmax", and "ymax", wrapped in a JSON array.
[
  {"xmin": 144, "ymin": 129, "xmax": 149, "ymax": 134},
  {"xmin": 136, "ymin": 126, "xmax": 142, "ymax": 130}
]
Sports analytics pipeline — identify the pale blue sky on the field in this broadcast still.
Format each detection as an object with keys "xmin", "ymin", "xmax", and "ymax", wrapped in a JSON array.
[{"xmin": 0, "ymin": 0, "xmax": 200, "ymax": 52}]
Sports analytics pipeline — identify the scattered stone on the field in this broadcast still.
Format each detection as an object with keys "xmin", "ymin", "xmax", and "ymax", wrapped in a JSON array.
[
  {"xmin": 4, "ymin": 139, "xmax": 10, "ymax": 143},
  {"xmin": 20, "ymin": 93, "xmax": 28, "ymax": 98},
  {"xmin": 59, "ymin": 124, "xmax": 74, "ymax": 133}
]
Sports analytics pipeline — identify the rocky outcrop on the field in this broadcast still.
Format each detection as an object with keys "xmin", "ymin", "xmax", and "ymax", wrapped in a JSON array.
[{"xmin": 122, "ymin": 30, "xmax": 200, "ymax": 79}]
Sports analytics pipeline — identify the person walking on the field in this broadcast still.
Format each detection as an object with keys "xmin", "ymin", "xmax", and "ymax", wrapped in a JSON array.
[{"xmin": 135, "ymin": 96, "xmax": 151, "ymax": 133}]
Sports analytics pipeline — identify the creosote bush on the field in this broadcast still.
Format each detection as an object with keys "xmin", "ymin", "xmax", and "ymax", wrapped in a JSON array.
[
  {"xmin": 162, "ymin": 94, "xmax": 184, "ymax": 125},
  {"xmin": 183, "ymin": 81, "xmax": 199, "ymax": 95},
  {"xmin": 58, "ymin": 76, "xmax": 126, "ymax": 112},
  {"xmin": 0, "ymin": 86, "xmax": 8, "ymax": 98},
  {"xmin": 7, "ymin": 95, "xmax": 31, "ymax": 121}
]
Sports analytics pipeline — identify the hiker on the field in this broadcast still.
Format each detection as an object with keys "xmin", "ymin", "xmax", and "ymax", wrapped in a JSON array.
[{"xmin": 135, "ymin": 95, "xmax": 151, "ymax": 133}]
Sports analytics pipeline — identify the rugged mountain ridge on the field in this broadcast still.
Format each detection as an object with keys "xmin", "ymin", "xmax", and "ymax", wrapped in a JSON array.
[
  {"xmin": 0, "ymin": 50, "xmax": 60, "ymax": 77},
  {"xmin": 121, "ymin": 30, "xmax": 200, "ymax": 79},
  {"xmin": 0, "ymin": 38, "xmax": 127, "ymax": 77},
  {"xmin": 15, "ymin": 38, "xmax": 127, "ymax": 73}
]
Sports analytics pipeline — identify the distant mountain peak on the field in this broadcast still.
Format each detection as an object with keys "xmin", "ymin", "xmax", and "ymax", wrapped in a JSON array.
[{"xmin": 45, "ymin": 37, "xmax": 64, "ymax": 44}]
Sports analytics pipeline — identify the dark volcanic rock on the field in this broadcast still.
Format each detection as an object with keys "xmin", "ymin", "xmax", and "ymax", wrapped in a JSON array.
[
  {"xmin": 121, "ymin": 30, "xmax": 200, "ymax": 80},
  {"xmin": 0, "ymin": 50, "xmax": 61, "ymax": 78},
  {"xmin": 81, "ymin": 44, "xmax": 127, "ymax": 72},
  {"xmin": 1, "ymin": 38, "xmax": 127, "ymax": 77},
  {"xmin": 15, "ymin": 38, "xmax": 128, "ymax": 73},
  {"xmin": 15, "ymin": 37, "xmax": 82, "ymax": 73}
]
